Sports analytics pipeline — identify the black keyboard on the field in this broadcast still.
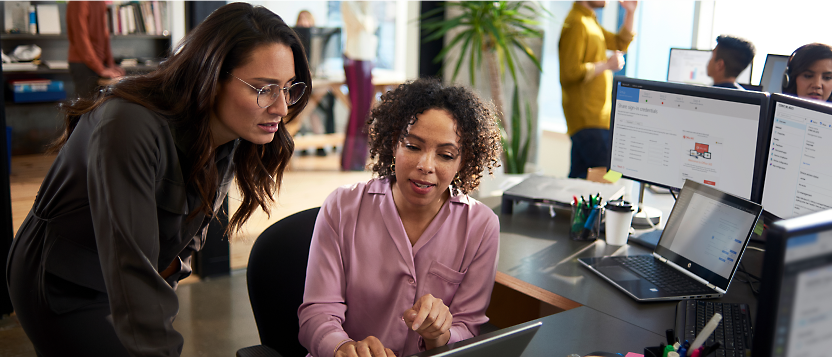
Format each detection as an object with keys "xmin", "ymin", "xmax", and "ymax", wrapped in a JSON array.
[
  {"xmin": 675, "ymin": 300, "xmax": 752, "ymax": 357},
  {"xmin": 611, "ymin": 255, "xmax": 713, "ymax": 295}
]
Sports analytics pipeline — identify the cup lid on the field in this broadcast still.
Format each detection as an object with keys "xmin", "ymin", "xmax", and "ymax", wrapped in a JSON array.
[{"xmin": 605, "ymin": 199, "xmax": 634, "ymax": 212}]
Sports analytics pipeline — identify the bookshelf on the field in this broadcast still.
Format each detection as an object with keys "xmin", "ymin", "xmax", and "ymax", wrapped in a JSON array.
[{"xmin": 1, "ymin": 1, "xmax": 173, "ymax": 155}]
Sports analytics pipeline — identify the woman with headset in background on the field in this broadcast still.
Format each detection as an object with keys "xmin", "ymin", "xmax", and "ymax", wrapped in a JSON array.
[{"xmin": 782, "ymin": 43, "xmax": 832, "ymax": 102}]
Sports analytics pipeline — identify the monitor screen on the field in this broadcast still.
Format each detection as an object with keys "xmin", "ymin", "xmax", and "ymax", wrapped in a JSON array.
[
  {"xmin": 609, "ymin": 77, "xmax": 770, "ymax": 201},
  {"xmin": 667, "ymin": 48, "xmax": 752, "ymax": 86},
  {"xmin": 760, "ymin": 54, "xmax": 790, "ymax": 93},
  {"xmin": 761, "ymin": 94, "xmax": 832, "ymax": 219},
  {"xmin": 753, "ymin": 210, "xmax": 832, "ymax": 357}
]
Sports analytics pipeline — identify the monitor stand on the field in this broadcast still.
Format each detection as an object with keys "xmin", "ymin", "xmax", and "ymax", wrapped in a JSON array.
[
  {"xmin": 628, "ymin": 183, "xmax": 663, "ymax": 249},
  {"xmin": 631, "ymin": 183, "xmax": 662, "ymax": 227}
]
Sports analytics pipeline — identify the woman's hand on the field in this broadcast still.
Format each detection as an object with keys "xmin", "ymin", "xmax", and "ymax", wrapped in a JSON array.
[
  {"xmin": 336, "ymin": 336, "xmax": 395, "ymax": 357},
  {"xmin": 402, "ymin": 294, "xmax": 453, "ymax": 349}
]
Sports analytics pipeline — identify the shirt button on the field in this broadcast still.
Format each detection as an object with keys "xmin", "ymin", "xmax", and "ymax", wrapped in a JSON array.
[{"xmin": 408, "ymin": 278, "xmax": 415, "ymax": 285}]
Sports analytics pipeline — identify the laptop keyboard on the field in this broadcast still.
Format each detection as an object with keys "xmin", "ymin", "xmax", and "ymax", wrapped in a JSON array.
[
  {"xmin": 611, "ymin": 255, "xmax": 714, "ymax": 295},
  {"xmin": 677, "ymin": 300, "xmax": 752, "ymax": 357}
]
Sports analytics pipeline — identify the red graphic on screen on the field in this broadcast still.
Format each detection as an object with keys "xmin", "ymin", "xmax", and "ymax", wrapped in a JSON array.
[{"xmin": 695, "ymin": 143, "xmax": 709, "ymax": 154}]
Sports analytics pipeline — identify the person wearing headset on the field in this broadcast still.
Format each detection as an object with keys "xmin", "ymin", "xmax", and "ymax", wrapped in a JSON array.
[{"xmin": 782, "ymin": 43, "xmax": 832, "ymax": 102}]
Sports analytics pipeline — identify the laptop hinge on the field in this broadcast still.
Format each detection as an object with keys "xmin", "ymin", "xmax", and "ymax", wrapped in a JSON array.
[{"xmin": 653, "ymin": 252, "xmax": 667, "ymax": 263}]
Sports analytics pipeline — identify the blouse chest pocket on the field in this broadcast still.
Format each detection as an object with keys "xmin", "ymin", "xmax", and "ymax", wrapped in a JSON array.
[
  {"xmin": 423, "ymin": 260, "xmax": 466, "ymax": 306},
  {"xmin": 155, "ymin": 179, "xmax": 188, "ymax": 241}
]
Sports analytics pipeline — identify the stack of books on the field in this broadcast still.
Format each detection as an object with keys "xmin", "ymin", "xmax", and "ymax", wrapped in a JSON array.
[
  {"xmin": 9, "ymin": 79, "xmax": 66, "ymax": 103},
  {"xmin": 108, "ymin": 1, "xmax": 168, "ymax": 36}
]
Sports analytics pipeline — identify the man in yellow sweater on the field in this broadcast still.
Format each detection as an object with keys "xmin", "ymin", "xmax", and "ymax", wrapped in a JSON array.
[{"xmin": 559, "ymin": 1, "xmax": 637, "ymax": 178}]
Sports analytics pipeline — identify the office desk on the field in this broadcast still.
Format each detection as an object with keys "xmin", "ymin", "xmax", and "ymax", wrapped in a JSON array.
[
  {"xmin": 496, "ymin": 199, "xmax": 763, "ymax": 336},
  {"xmin": 521, "ymin": 307, "xmax": 664, "ymax": 356}
]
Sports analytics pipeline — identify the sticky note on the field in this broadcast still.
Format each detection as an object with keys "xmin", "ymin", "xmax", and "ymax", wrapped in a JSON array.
[
  {"xmin": 603, "ymin": 170, "xmax": 623, "ymax": 183},
  {"xmin": 625, "ymin": 353, "xmax": 644, "ymax": 357},
  {"xmin": 753, "ymin": 219, "xmax": 764, "ymax": 236}
]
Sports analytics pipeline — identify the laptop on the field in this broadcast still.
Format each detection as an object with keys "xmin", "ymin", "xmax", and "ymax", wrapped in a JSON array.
[
  {"xmin": 579, "ymin": 179, "xmax": 762, "ymax": 301},
  {"xmin": 752, "ymin": 209, "xmax": 832, "ymax": 357},
  {"xmin": 406, "ymin": 321, "xmax": 542, "ymax": 357}
]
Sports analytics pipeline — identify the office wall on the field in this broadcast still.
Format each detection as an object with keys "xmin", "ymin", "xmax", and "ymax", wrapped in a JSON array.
[
  {"xmin": 624, "ymin": 2, "xmax": 695, "ymax": 81},
  {"xmin": 708, "ymin": 1, "xmax": 832, "ymax": 85},
  {"xmin": 250, "ymin": 1, "xmax": 329, "ymax": 27}
]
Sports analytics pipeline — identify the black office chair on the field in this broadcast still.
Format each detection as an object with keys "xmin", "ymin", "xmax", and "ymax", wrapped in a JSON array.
[{"xmin": 236, "ymin": 207, "xmax": 321, "ymax": 357}]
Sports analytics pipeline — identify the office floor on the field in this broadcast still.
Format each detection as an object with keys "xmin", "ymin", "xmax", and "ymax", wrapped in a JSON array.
[{"xmin": 0, "ymin": 132, "xmax": 572, "ymax": 356}]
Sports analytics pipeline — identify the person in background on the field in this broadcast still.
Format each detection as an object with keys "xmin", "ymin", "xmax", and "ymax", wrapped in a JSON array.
[
  {"xmin": 782, "ymin": 43, "xmax": 832, "ymax": 102},
  {"xmin": 294, "ymin": 9, "xmax": 329, "ymax": 156},
  {"xmin": 559, "ymin": 1, "xmax": 638, "ymax": 179},
  {"xmin": 299, "ymin": 79, "xmax": 502, "ymax": 357},
  {"xmin": 66, "ymin": 1, "xmax": 125, "ymax": 99},
  {"xmin": 707, "ymin": 35, "xmax": 755, "ymax": 90},
  {"xmin": 297, "ymin": 10, "xmax": 315, "ymax": 28},
  {"xmin": 340, "ymin": 1, "xmax": 378, "ymax": 171},
  {"xmin": 7, "ymin": 4, "xmax": 310, "ymax": 356}
]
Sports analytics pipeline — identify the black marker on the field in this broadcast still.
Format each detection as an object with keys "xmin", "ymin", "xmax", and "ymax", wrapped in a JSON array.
[{"xmin": 666, "ymin": 329, "xmax": 675, "ymax": 345}]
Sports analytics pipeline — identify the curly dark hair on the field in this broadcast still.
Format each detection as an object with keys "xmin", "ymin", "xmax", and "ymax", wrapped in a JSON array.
[{"xmin": 367, "ymin": 78, "xmax": 502, "ymax": 195}]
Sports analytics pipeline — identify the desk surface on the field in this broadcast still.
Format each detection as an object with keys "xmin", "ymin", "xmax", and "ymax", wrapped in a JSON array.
[
  {"xmin": 496, "ymin": 190, "xmax": 763, "ymax": 336},
  {"xmin": 521, "ymin": 307, "xmax": 664, "ymax": 356}
]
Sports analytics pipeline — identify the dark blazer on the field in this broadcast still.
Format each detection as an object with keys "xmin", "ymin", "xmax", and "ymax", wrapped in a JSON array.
[{"xmin": 9, "ymin": 98, "xmax": 237, "ymax": 355}]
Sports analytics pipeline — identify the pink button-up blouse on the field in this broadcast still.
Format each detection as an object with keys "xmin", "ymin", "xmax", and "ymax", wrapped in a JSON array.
[{"xmin": 298, "ymin": 178, "xmax": 500, "ymax": 357}]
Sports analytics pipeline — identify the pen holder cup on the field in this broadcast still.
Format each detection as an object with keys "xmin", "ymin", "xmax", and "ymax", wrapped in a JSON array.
[{"xmin": 570, "ymin": 203, "xmax": 602, "ymax": 241}]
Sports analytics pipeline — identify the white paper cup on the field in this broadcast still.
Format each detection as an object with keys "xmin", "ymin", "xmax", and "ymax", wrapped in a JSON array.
[{"xmin": 604, "ymin": 200, "xmax": 634, "ymax": 245}]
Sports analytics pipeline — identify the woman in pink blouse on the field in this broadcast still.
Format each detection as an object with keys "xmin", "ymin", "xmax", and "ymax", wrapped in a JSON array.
[{"xmin": 299, "ymin": 78, "xmax": 503, "ymax": 357}]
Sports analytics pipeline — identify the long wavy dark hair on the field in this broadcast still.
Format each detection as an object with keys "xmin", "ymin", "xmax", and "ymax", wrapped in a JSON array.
[
  {"xmin": 367, "ymin": 78, "xmax": 502, "ymax": 196},
  {"xmin": 51, "ymin": 3, "xmax": 311, "ymax": 233}
]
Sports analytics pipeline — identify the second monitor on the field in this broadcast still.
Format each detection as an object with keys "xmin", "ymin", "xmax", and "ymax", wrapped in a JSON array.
[
  {"xmin": 667, "ymin": 48, "xmax": 753, "ymax": 86},
  {"xmin": 609, "ymin": 77, "xmax": 771, "ymax": 202},
  {"xmin": 760, "ymin": 94, "xmax": 832, "ymax": 219}
]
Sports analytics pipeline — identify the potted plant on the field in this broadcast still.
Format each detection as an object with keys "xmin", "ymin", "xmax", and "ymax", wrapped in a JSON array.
[{"xmin": 421, "ymin": 1, "xmax": 547, "ymax": 173}]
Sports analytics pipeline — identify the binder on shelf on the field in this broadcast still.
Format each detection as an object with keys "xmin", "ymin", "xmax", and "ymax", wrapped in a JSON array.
[
  {"xmin": 4, "ymin": 1, "xmax": 31, "ymax": 34},
  {"xmin": 35, "ymin": 4, "xmax": 61, "ymax": 35}
]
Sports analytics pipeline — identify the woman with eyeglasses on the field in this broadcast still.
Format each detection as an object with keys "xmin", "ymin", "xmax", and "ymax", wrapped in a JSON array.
[
  {"xmin": 6, "ymin": 3, "xmax": 309, "ymax": 356},
  {"xmin": 299, "ymin": 78, "xmax": 503, "ymax": 357}
]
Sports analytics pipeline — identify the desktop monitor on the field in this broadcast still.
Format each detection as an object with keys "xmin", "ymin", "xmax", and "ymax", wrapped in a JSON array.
[
  {"xmin": 667, "ymin": 48, "xmax": 752, "ymax": 86},
  {"xmin": 759, "ymin": 54, "xmax": 790, "ymax": 93},
  {"xmin": 609, "ymin": 77, "xmax": 771, "ymax": 202},
  {"xmin": 752, "ymin": 209, "xmax": 832, "ymax": 357},
  {"xmin": 760, "ymin": 94, "xmax": 832, "ymax": 220}
]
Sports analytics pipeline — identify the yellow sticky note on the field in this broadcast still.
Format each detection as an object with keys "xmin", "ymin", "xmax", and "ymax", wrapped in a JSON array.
[{"xmin": 603, "ymin": 170, "xmax": 623, "ymax": 183}]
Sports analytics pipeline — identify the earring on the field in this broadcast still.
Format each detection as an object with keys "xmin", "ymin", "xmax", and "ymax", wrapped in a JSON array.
[
  {"xmin": 389, "ymin": 158, "xmax": 396, "ymax": 173},
  {"xmin": 453, "ymin": 173, "xmax": 462, "ymax": 188}
]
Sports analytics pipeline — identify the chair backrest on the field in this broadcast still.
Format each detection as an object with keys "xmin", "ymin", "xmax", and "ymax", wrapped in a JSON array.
[{"xmin": 247, "ymin": 207, "xmax": 320, "ymax": 357}]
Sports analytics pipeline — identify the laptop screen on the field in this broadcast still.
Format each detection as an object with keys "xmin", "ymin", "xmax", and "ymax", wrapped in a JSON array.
[
  {"xmin": 754, "ymin": 221, "xmax": 832, "ymax": 357},
  {"xmin": 655, "ymin": 180, "xmax": 762, "ymax": 290},
  {"xmin": 407, "ymin": 321, "xmax": 541, "ymax": 357}
]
